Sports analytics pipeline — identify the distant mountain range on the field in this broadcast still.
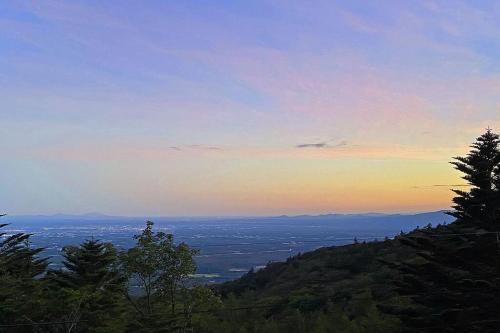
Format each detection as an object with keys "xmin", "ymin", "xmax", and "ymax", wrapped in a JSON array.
[
  {"xmin": 9, "ymin": 210, "xmax": 451, "ymax": 220},
  {"xmin": 6, "ymin": 210, "xmax": 454, "ymax": 233},
  {"xmin": 271, "ymin": 210, "xmax": 455, "ymax": 231},
  {"xmin": 275, "ymin": 210, "xmax": 451, "ymax": 219}
]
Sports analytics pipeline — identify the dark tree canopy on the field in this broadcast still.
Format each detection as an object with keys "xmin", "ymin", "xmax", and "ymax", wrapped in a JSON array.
[
  {"xmin": 47, "ymin": 239, "xmax": 126, "ymax": 333},
  {"xmin": 120, "ymin": 221, "xmax": 202, "ymax": 331},
  {"xmin": 386, "ymin": 129, "xmax": 500, "ymax": 333},
  {"xmin": 0, "ymin": 217, "xmax": 48, "ymax": 328},
  {"xmin": 0, "ymin": 218, "xmax": 47, "ymax": 278},
  {"xmin": 50, "ymin": 239, "xmax": 124, "ymax": 291},
  {"xmin": 449, "ymin": 129, "xmax": 500, "ymax": 229}
]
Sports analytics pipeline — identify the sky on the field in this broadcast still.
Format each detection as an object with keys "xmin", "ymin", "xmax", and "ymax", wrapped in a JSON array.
[{"xmin": 1, "ymin": 1, "xmax": 500, "ymax": 216}]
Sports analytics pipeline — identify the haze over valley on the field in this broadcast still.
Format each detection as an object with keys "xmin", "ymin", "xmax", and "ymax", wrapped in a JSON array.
[{"xmin": 4, "ymin": 211, "xmax": 453, "ymax": 283}]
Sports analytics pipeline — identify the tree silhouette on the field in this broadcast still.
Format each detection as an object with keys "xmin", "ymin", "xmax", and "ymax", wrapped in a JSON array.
[
  {"xmin": 48, "ymin": 239, "xmax": 126, "ymax": 333},
  {"xmin": 121, "ymin": 221, "xmax": 200, "ymax": 331},
  {"xmin": 449, "ymin": 129, "xmax": 500, "ymax": 228},
  {"xmin": 0, "ymin": 215, "xmax": 48, "ymax": 328},
  {"xmin": 383, "ymin": 130, "xmax": 500, "ymax": 333}
]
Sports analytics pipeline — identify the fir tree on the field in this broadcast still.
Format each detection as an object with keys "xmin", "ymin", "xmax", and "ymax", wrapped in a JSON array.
[
  {"xmin": 48, "ymin": 239, "xmax": 126, "ymax": 333},
  {"xmin": 383, "ymin": 130, "xmax": 500, "ymax": 332},
  {"xmin": 0, "ymin": 217, "xmax": 48, "ymax": 327},
  {"xmin": 449, "ymin": 129, "xmax": 500, "ymax": 228},
  {"xmin": 51, "ymin": 239, "xmax": 123, "ymax": 290}
]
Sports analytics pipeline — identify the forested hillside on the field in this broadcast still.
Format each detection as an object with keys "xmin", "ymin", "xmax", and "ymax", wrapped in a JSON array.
[{"xmin": 213, "ymin": 237, "xmax": 415, "ymax": 332}]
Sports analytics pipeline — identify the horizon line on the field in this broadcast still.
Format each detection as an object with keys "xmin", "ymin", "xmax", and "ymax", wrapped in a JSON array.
[{"xmin": 4, "ymin": 209, "xmax": 452, "ymax": 219}]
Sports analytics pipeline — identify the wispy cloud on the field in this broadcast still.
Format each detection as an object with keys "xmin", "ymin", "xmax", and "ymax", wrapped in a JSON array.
[
  {"xmin": 432, "ymin": 184, "xmax": 470, "ymax": 187},
  {"xmin": 412, "ymin": 184, "xmax": 470, "ymax": 189},
  {"xmin": 332, "ymin": 140, "xmax": 349, "ymax": 148},
  {"xmin": 3, "ymin": 1, "xmax": 498, "ymax": 215},
  {"xmin": 169, "ymin": 145, "xmax": 223, "ymax": 152},
  {"xmin": 296, "ymin": 142, "xmax": 328, "ymax": 148},
  {"xmin": 187, "ymin": 144, "xmax": 223, "ymax": 151},
  {"xmin": 296, "ymin": 140, "xmax": 349, "ymax": 149}
]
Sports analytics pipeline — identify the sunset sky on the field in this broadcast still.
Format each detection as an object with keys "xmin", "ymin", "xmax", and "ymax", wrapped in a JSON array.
[{"xmin": 1, "ymin": 1, "xmax": 499, "ymax": 216}]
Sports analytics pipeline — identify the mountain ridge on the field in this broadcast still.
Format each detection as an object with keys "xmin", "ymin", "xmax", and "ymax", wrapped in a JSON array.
[{"xmin": 7, "ymin": 210, "xmax": 450, "ymax": 220}]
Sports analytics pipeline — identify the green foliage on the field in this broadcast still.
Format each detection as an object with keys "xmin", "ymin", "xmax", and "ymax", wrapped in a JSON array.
[
  {"xmin": 0, "ymin": 220, "xmax": 47, "ymax": 278},
  {"xmin": 214, "ymin": 240, "xmax": 407, "ymax": 332},
  {"xmin": 51, "ymin": 239, "xmax": 124, "ymax": 289},
  {"xmin": 121, "ymin": 221, "xmax": 199, "ymax": 318},
  {"xmin": 47, "ymin": 239, "xmax": 126, "ymax": 333},
  {"xmin": 0, "ymin": 217, "xmax": 48, "ymax": 330},
  {"xmin": 119, "ymin": 221, "xmax": 221, "ymax": 332}
]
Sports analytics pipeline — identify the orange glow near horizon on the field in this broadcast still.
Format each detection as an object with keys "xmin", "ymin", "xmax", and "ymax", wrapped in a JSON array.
[{"xmin": 2, "ymin": 1, "xmax": 497, "ymax": 216}]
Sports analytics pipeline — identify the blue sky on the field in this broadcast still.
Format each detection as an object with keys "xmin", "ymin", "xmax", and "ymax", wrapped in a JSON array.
[{"xmin": 1, "ymin": 1, "xmax": 500, "ymax": 215}]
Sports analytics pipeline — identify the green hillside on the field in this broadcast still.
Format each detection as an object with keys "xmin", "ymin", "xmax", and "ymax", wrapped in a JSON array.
[
  {"xmin": 208, "ymin": 237, "xmax": 416, "ymax": 332},
  {"xmin": 220, "ymin": 238, "xmax": 407, "ymax": 300}
]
